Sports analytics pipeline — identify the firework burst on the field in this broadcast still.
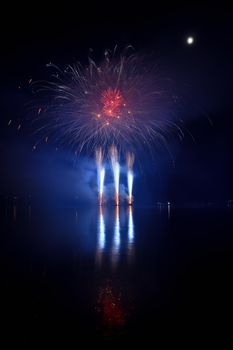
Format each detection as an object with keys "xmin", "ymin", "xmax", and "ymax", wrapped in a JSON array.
[
  {"xmin": 28, "ymin": 47, "xmax": 183, "ymax": 156},
  {"xmin": 17, "ymin": 47, "xmax": 187, "ymax": 205}
]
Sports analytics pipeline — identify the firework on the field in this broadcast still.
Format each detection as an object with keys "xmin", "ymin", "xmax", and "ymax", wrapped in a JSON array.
[
  {"xmin": 95, "ymin": 147, "xmax": 105, "ymax": 205},
  {"xmin": 126, "ymin": 152, "xmax": 135, "ymax": 205},
  {"xmin": 18, "ymin": 48, "xmax": 186, "ymax": 206},
  {"xmin": 28, "ymin": 47, "xmax": 183, "ymax": 155},
  {"xmin": 110, "ymin": 145, "xmax": 120, "ymax": 206}
]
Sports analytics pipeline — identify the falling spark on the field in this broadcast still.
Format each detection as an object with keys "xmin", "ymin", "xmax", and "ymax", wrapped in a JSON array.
[
  {"xmin": 126, "ymin": 152, "xmax": 135, "ymax": 205},
  {"xmin": 96, "ymin": 147, "xmax": 105, "ymax": 205},
  {"xmin": 110, "ymin": 145, "xmax": 120, "ymax": 206}
]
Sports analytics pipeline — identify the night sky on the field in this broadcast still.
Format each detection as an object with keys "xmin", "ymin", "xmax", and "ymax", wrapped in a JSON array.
[{"xmin": 0, "ymin": 2, "xmax": 232, "ymax": 203}]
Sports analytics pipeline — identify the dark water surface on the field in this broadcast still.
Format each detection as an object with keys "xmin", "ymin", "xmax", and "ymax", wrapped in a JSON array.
[{"xmin": 1, "ymin": 203, "xmax": 233, "ymax": 345}]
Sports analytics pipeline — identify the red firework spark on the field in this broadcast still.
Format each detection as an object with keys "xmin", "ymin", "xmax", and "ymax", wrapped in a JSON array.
[{"xmin": 101, "ymin": 88, "xmax": 124, "ymax": 118}]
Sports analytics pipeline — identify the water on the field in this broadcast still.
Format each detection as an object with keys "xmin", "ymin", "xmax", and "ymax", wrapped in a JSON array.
[{"xmin": 1, "ymin": 202, "xmax": 233, "ymax": 345}]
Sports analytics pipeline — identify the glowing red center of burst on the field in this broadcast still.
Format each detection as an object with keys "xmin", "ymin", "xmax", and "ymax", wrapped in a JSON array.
[{"xmin": 101, "ymin": 88, "xmax": 123, "ymax": 118}]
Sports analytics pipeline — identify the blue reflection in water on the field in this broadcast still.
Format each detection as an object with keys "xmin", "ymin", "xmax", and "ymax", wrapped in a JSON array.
[
  {"xmin": 128, "ymin": 206, "xmax": 134, "ymax": 243},
  {"xmin": 96, "ymin": 207, "xmax": 106, "ymax": 267},
  {"xmin": 98, "ymin": 207, "xmax": 105, "ymax": 250},
  {"xmin": 113, "ymin": 207, "xmax": 120, "ymax": 250},
  {"xmin": 168, "ymin": 202, "xmax": 171, "ymax": 219},
  {"xmin": 95, "ymin": 206, "xmax": 135, "ymax": 269},
  {"xmin": 111, "ymin": 206, "xmax": 121, "ymax": 269},
  {"xmin": 127, "ymin": 206, "xmax": 135, "ymax": 263}
]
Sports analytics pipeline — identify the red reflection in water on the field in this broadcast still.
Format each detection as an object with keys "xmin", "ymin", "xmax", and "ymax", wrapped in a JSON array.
[{"xmin": 96, "ymin": 283, "xmax": 126, "ymax": 328}]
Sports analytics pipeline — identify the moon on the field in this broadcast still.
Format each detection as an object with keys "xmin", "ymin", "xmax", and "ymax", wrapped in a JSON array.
[{"xmin": 186, "ymin": 36, "xmax": 194, "ymax": 45}]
